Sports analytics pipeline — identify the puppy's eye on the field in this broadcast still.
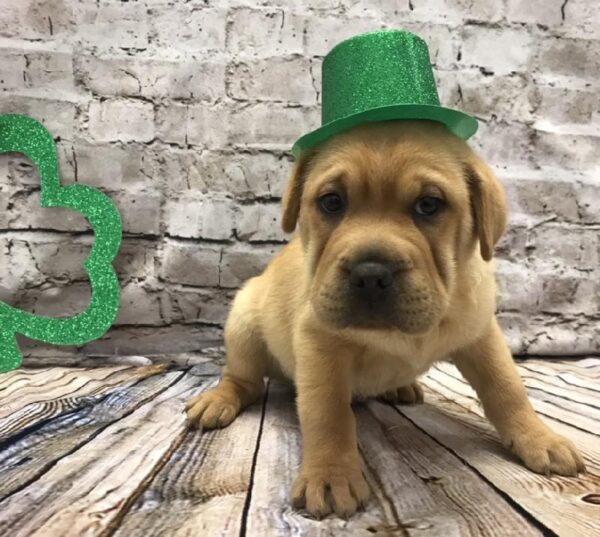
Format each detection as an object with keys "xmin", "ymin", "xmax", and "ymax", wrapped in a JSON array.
[
  {"xmin": 414, "ymin": 196, "xmax": 443, "ymax": 216},
  {"xmin": 318, "ymin": 193, "xmax": 344, "ymax": 215}
]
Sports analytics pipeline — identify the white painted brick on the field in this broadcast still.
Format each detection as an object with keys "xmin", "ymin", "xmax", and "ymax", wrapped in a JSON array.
[
  {"xmin": 187, "ymin": 103, "xmax": 229, "ymax": 148},
  {"xmin": 304, "ymin": 16, "xmax": 385, "ymax": 57},
  {"xmin": 148, "ymin": 7, "xmax": 226, "ymax": 53},
  {"xmin": 560, "ymin": 0, "xmax": 600, "ymax": 39},
  {"xmin": 437, "ymin": 70, "xmax": 534, "ymax": 122},
  {"xmin": 5, "ymin": 189, "xmax": 89, "ymax": 232},
  {"xmin": 228, "ymin": 57, "xmax": 317, "ymax": 104},
  {"xmin": 114, "ymin": 191, "xmax": 162, "ymax": 236},
  {"xmin": 526, "ymin": 225, "xmax": 598, "ymax": 271},
  {"xmin": 0, "ymin": 0, "xmax": 73, "ymax": 40},
  {"xmin": 575, "ymin": 179, "xmax": 600, "ymax": 224},
  {"xmin": 161, "ymin": 287, "xmax": 234, "ymax": 325},
  {"xmin": 535, "ymin": 36, "xmax": 600, "ymax": 82},
  {"xmin": 228, "ymin": 8, "xmax": 304, "ymax": 57},
  {"xmin": 1, "ymin": 0, "xmax": 598, "ymax": 355},
  {"xmin": 460, "ymin": 27, "xmax": 535, "ymax": 74},
  {"xmin": 533, "ymin": 86, "xmax": 598, "ymax": 128},
  {"xmin": 88, "ymin": 100, "xmax": 155, "ymax": 143},
  {"xmin": 83, "ymin": 324, "xmax": 223, "ymax": 355},
  {"xmin": 76, "ymin": 3, "xmax": 149, "ymax": 50},
  {"xmin": 165, "ymin": 150, "xmax": 292, "ymax": 198},
  {"xmin": 404, "ymin": 0, "xmax": 504, "ymax": 24},
  {"xmin": 0, "ymin": 95, "xmax": 76, "ymax": 140},
  {"xmin": 71, "ymin": 142, "xmax": 148, "ymax": 190},
  {"xmin": 201, "ymin": 151, "xmax": 291, "ymax": 198},
  {"xmin": 506, "ymin": 0, "xmax": 564, "ymax": 27},
  {"xmin": 527, "ymin": 324, "xmax": 600, "ymax": 355},
  {"xmin": 114, "ymin": 239, "xmax": 157, "ymax": 282},
  {"xmin": 502, "ymin": 175, "xmax": 580, "ymax": 223},
  {"xmin": 156, "ymin": 104, "xmax": 188, "ymax": 145},
  {"xmin": 18, "ymin": 282, "xmax": 91, "ymax": 318},
  {"xmin": 227, "ymin": 103, "xmax": 320, "ymax": 148},
  {"xmin": 161, "ymin": 240, "xmax": 221, "ymax": 287},
  {"xmin": 115, "ymin": 283, "xmax": 163, "ymax": 325},
  {"xmin": 0, "ymin": 49, "xmax": 26, "ymax": 90},
  {"xmin": 25, "ymin": 51, "xmax": 74, "ymax": 91},
  {"xmin": 76, "ymin": 55, "xmax": 225, "ymax": 101},
  {"xmin": 469, "ymin": 121, "xmax": 533, "ymax": 167},
  {"xmin": 219, "ymin": 243, "xmax": 283, "ymax": 288},
  {"xmin": 165, "ymin": 196, "xmax": 234, "ymax": 240},
  {"xmin": 235, "ymin": 202, "xmax": 286, "ymax": 242},
  {"xmin": 532, "ymin": 131, "xmax": 600, "ymax": 171}
]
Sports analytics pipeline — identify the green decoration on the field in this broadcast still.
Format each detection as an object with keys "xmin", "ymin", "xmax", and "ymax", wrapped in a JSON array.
[
  {"xmin": 0, "ymin": 115, "xmax": 122, "ymax": 373},
  {"xmin": 292, "ymin": 29, "xmax": 479, "ymax": 158}
]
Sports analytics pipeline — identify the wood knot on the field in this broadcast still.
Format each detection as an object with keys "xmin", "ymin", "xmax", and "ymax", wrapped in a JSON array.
[{"xmin": 581, "ymin": 493, "xmax": 600, "ymax": 505}]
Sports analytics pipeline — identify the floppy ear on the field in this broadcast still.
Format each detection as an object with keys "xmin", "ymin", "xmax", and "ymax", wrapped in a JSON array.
[
  {"xmin": 281, "ymin": 151, "xmax": 314, "ymax": 233},
  {"xmin": 464, "ymin": 156, "xmax": 507, "ymax": 262}
]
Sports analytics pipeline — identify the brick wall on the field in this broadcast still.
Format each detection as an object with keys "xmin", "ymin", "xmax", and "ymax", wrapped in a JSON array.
[{"xmin": 0, "ymin": 0, "xmax": 598, "ymax": 358}]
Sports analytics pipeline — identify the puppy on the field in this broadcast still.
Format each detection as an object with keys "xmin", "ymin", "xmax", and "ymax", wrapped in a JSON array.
[{"xmin": 186, "ymin": 120, "xmax": 585, "ymax": 518}]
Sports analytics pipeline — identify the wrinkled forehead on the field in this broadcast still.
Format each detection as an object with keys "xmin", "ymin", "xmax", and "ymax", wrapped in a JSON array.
[{"xmin": 305, "ymin": 131, "xmax": 470, "ymax": 202}]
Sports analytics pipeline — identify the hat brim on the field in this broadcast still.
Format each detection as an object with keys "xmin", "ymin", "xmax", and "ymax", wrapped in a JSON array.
[{"xmin": 291, "ymin": 104, "xmax": 478, "ymax": 158}]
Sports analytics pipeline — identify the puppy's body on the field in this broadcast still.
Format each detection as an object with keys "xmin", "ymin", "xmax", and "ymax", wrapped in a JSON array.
[
  {"xmin": 232, "ymin": 235, "xmax": 494, "ymax": 399},
  {"xmin": 187, "ymin": 121, "xmax": 584, "ymax": 519}
]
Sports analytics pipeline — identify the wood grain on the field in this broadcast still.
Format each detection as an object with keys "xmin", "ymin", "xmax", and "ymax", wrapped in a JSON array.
[
  {"xmin": 409, "ymin": 362, "xmax": 600, "ymax": 536},
  {"xmin": 0, "ymin": 364, "xmax": 167, "ymax": 443},
  {"xmin": 0, "ymin": 370, "xmax": 183, "ymax": 500},
  {"xmin": 0, "ymin": 357, "xmax": 596, "ymax": 536},
  {"xmin": 112, "ymin": 378, "xmax": 266, "ymax": 537},
  {"xmin": 0, "ymin": 369, "xmax": 207, "ymax": 537}
]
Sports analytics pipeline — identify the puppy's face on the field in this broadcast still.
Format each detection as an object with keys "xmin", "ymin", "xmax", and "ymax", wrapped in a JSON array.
[{"xmin": 282, "ymin": 120, "xmax": 506, "ymax": 334}]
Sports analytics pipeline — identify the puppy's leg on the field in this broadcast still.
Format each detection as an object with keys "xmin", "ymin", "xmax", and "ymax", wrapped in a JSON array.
[
  {"xmin": 291, "ymin": 332, "xmax": 370, "ymax": 519},
  {"xmin": 379, "ymin": 381, "xmax": 424, "ymax": 405},
  {"xmin": 186, "ymin": 287, "xmax": 266, "ymax": 429},
  {"xmin": 452, "ymin": 318, "xmax": 585, "ymax": 476}
]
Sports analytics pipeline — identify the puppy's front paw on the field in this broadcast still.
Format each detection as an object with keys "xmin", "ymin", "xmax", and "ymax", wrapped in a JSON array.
[
  {"xmin": 185, "ymin": 388, "xmax": 240, "ymax": 429},
  {"xmin": 511, "ymin": 429, "xmax": 586, "ymax": 477},
  {"xmin": 379, "ymin": 381, "xmax": 424, "ymax": 405},
  {"xmin": 291, "ymin": 463, "xmax": 370, "ymax": 519}
]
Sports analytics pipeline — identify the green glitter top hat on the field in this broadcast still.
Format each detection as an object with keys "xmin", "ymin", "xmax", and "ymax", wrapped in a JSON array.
[{"xmin": 291, "ymin": 29, "xmax": 478, "ymax": 158}]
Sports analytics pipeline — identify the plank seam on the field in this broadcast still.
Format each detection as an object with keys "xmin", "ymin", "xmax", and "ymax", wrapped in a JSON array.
[
  {"xmin": 0, "ymin": 370, "xmax": 187, "ymax": 506},
  {"xmin": 390, "ymin": 403, "xmax": 559, "ymax": 537},
  {"xmin": 239, "ymin": 379, "xmax": 270, "ymax": 537}
]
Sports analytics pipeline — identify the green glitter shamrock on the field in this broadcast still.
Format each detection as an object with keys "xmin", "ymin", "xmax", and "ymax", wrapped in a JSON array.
[{"xmin": 0, "ymin": 115, "xmax": 122, "ymax": 373}]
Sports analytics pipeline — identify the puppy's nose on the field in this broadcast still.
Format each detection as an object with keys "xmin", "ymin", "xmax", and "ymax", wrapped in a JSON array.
[{"xmin": 349, "ymin": 262, "xmax": 394, "ymax": 293}]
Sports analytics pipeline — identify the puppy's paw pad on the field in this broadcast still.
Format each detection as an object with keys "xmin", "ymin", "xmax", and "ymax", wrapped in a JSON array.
[
  {"xmin": 513, "ymin": 431, "xmax": 586, "ymax": 477},
  {"xmin": 291, "ymin": 465, "xmax": 370, "ymax": 519},
  {"xmin": 185, "ymin": 389, "xmax": 240, "ymax": 430},
  {"xmin": 380, "ymin": 382, "xmax": 424, "ymax": 405}
]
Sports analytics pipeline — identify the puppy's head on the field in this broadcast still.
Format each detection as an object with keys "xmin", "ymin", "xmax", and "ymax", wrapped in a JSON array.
[{"xmin": 282, "ymin": 120, "xmax": 506, "ymax": 334}]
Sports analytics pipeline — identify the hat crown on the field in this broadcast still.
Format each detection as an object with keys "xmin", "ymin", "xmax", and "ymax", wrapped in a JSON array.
[{"xmin": 322, "ymin": 30, "xmax": 441, "ymax": 125}]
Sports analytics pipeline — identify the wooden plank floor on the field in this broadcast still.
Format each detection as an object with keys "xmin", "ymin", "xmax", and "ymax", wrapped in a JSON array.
[{"xmin": 0, "ymin": 354, "xmax": 598, "ymax": 536}]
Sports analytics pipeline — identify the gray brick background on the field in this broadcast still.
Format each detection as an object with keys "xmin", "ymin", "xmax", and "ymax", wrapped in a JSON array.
[{"xmin": 0, "ymin": 0, "xmax": 598, "ymax": 358}]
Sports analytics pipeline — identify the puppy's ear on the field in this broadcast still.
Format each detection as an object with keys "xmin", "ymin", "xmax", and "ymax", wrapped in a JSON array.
[
  {"xmin": 464, "ymin": 156, "xmax": 507, "ymax": 261},
  {"xmin": 281, "ymin": 151, "xmax": 314, "ymax": 233}
]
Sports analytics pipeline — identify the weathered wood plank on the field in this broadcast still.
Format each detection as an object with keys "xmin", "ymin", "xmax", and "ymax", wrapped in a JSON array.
[
  {"xmin": 0, "ymin": 370, "xmax": 184, "ymax": 500},
  {"xmin": 426, "ymin": 364, "xmax": 600, "ymax": 437},
  {"xmin": 0, "ymin": 369, "xmax": 209, "ymax": 537},
  {"xmin": 242, "ymin": 383, "xmax": 540, "ymax": 536},
  {"xmin": 0, "ymin": 364, "xmax": 168, "ymax": 443},
  {"xmin": 360, "ymin": 401, "xmax": 542, "ymax": 537},
  {"xmin": 425, "ymin": 362, "xmax": 600, "ymax": 464},
  {"xmin": 112, "ymin": 378, "xmax": 266, "ymax": 537},
  {"xmin": 401, "ymin": 380, "xmax": 600, "ymax": 536},
  {"xmin": 243, "ymin": 382, "xmax": 394, "ymax": 536}
]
